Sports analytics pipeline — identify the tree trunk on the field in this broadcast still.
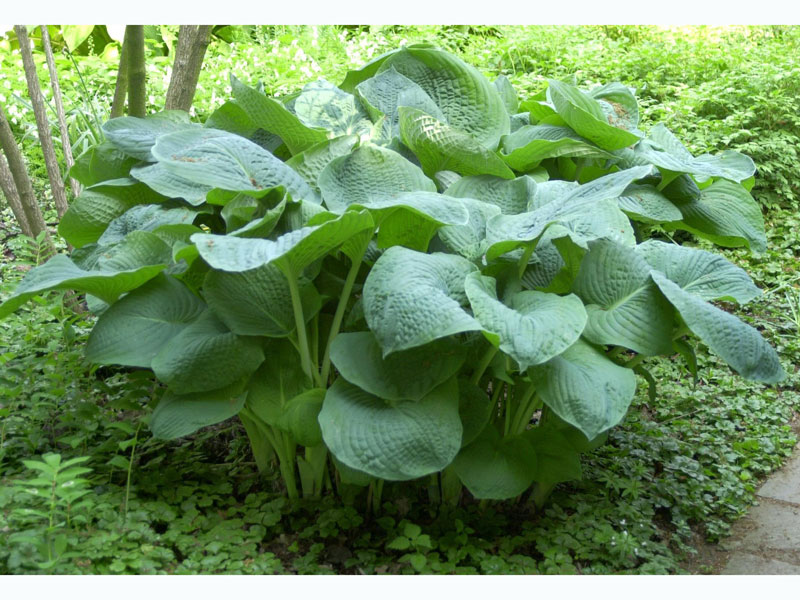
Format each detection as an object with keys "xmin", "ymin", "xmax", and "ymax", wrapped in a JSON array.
[
  {"xmin": 165, "ymin": 25, "xmax": 212, "ymax": 112},
  {"xmin": 0, "ymin": 151, "xmax": 33, "ymax": 238},
  {"xmin": 15, "ymin": 25, "xmax": 69, "ymax": 218},
  {"xmin": 125, "ymin": 26, "xmax": 147, "ymax": 118},
  {"xmin": 110, "ymin": 29, "xmax": 130, "ymax": 118},
  {"xmin": 0, "ymin": 103, "xmax": 53, "ymax": 252},
  {"xmin": 40, "ymin": 25, "xmax": 80, "ymax": 198}
]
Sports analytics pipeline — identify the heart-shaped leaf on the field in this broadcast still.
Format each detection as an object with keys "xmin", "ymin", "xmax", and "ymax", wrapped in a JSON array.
[
  {"xmin": 530, "ymin": 340, "xmax": 637, "ymax": 440},
  {"xmin": 363, "ymin": 247, "xmax": 482, "ymax": 355},
  {"xmin": 319, "ymin": 377, "xmax": 462, "ymax": 481},
  {"xmin": 399, "ymin": 107, "xmax": 514, "ymax": 179},
  {"xmin": 465, "ymin": 272, "xmax": 588, "ymax": 371},
  {"xmin": 318, "ymin": 143, "xmax": 436, "ymax": 212},
  {"xmin": 330, "ymin": 331, "xmax": 467, "ymax": 402},
  {"xmin": 86, "ymin": 274, "xmax": 205, "ymax": 367},
  {"xmin": 151, "ymin": 311, "xmax": 265, "ymax": 394},
  {"xmin": 150, "ymin": 379, "xmax": 249, "ymax": 440},
  {"xmin": 452, "ymin": 427, "xmax": 537, "ymax": 500},
  {"xmin": 650, "ymin": 272, "xmax": 784, "ymax": 383},
  {"xmin": 573, "ymin": 239, "xmax": 674, "ymax": 355}
]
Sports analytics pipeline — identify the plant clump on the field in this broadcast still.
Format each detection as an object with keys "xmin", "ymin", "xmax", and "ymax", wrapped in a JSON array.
[{"xmin": 0, "ymin": 44, "xmax": 784, "ymax": 506}]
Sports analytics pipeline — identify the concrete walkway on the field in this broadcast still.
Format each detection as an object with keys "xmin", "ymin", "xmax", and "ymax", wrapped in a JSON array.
[{"xmin": 721, "ymin": 443, "xmax": 800, "ymax": 574}]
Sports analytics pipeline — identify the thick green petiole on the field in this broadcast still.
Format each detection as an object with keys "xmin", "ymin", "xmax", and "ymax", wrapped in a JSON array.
[
  {"xmin": 320, "ymin": 245, "xmax": 367, "ymax": 385},
  {"xmin": 286, "ymin": 272, "xmax": 321, "ymax": 387},
  {"xmin": 472, "ymin": 345, "xmax": 499, "ymax": 386}
]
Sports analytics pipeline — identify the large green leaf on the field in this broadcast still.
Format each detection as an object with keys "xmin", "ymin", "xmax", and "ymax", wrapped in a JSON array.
[
  {"xmin": 636, "ymin": 124, "xmax": 755, "ymax": 183},
  {"xmin": 636, "ymin": 240, "xmax": 761, "ymax": 304},
  {"xmin": 202, "ymin": 264, "xmax": 320, "ymax": 337},
  {"xmin": 345, "ymin": 191, "xmax": 469, "ymax": 227},
  {"xmin": 444, "ymin": 174, "xmax": 536, "ymax": 215},
  {"xmin": 70, "ymin": 141, "xmax": 137, "ymax": 186},
  {"xmin": 150, "ymin": 379, "xmax": 249, "ymax": 440},
  {"xmin": 58, "ymin": 179, "xmax": 165, "ymax": 248},
  {"xmin": 524, "ymin": 426, "xmax": 582, "ymax": 484},
  {"xmin": 89, "ymin": 231, "xmax": 173, "ymax": 272},
  {"xmin": 319, "ymin": 377, "xmax": 462, "ymax": 481},
  {"xmin": 485, "ymin": 167, "xmax": 649, "ymax": 259},
  {"xmin": 398, "ymin": 107, "xmax": 514, "ymax": 179},
  {"xmin": 458, "ymin": 380, "xmax": 494, "ymax": 447},
  {"xmin": 530, "ymin": 340, "xmax": 637, "ymax": 440},
  {"xmin": 281, "ymin": 388, "xmax": 325, "ymax": 447},
  {"xmin": 522, "ymin": 234, "xmax": 587, "ymax": 294},
  {"xmin": 494, "ymin": 75, "xmax": 519, "ymax": 114},
  {"xmin": 246, "ymin": 340, "xmax": 312, "ymax": 426},
  {"xmin": 465, "ymin": 272, "xmax": 587, "ymax": 371},
  {"xmin": 572, "ymin": 239, "xmax": 674, "ymax": 355},
  {"xmin": 547, "ymin": 80, "xmax": 640, "ymax": 151},
  {"xmin": 150, "ymin": 129, "xmax": 318, "ymax": 202},
  {"xmin": 355, "ymin": 66, "xmax": 446, "ymax": 140},
  {"xmin": 330, "ymin": 332, "xmax": 467, "ymax": 402},
  {"xmin": 437, "ymin": 197, "xmax": 502, "ymax": 261},
  {"xmin": 380, "ymin": 46, "xmax": 510, "ymax": 148},
  {"xmin": 500, "ymin": 124, "xmax": 613, "ymax": 171},
  {"xmin": 103, "ymin": 111, "xmax": 197, "ymax": 161},
  {"xmin": 294, "ymin": 80, "xmax": 373, "ymax": 138},
  {"xmin": 363, "ymin": 247, "xmax": 482, "ymax": 355},
  {"xmin": 204, "ymin": 100, "xmax": 257, "ymax": 138},
  {"xmin": 130, "ymin": 163, "xmax": 213, "ymax": 206},
  {"xmin": 588, "ymin": 82, "xmax": 640, "ymax": 132},
  {"xmin": 528, "ymin": 180, "xmax": 579, "ymax": 210},
  {"xmin": 191, "ymin": 210, "xmax": 374, "ymax": 276},
  {"xmin": 650, "ymin": 272, "xmax": 784, "ymax": 383},
  {"xmin": 0, "ymin": 254, "xmax": 166, "ymax": 319},
  {"xmin": 151, "ymin": 311, "xmax": 265, "ymax": 394},
  {"xmin": 339, "ymin": 47, "xmax": 406, "ymax": 92},
  {"xmin": 230, "ymin": 75, "xmax": 327, "ymax": 155},
  {"xmin": 318, "ymin": 144, "xmax": 436, "ymax": 212},
  {"xmin": 98, "ymin": 205, "xmax": 196, "ymax": 245},
  {"xmin": 229, "ymin": 198, "xmax": 287, "ymax": 239},
  {"xmin": 86, "ymin": 274, "xmax": 205, "ymax": 367},
  {"xmin": 617, "ymin": 184, "xmax": 682, "ymax": 223},
  {"xmin": 664, "ymin": 177, "xmax": 767, "ymax": 253},
  {"xmin": 452, "ymin": 427, "xmax": 537, "ymax": 500},
  {"xmin": 344, "ymin": 191, "xmax": 469, "ymax": 251},
  {"xmin": 286, "ymin": 135, "xmax": 359, "ymax": 193}
]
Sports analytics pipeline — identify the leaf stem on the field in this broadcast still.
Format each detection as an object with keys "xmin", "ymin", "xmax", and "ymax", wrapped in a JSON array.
[
  {"xmin": 320, "ymin": 245, "xmax": 367, "ymax": 385},
  {"xmin": 510, "ymin": 384, "xmax": 538, "ymax": 436},
  {"xmin": 123, "ymin": 421, "xmax": 142, "ymax": 523},
  {"xmin": 471, "ymin": 345, "xmax": 499, "ymax": 386},
  {"xmin": 625, "ymin": 353, "xmax": 647, "ymax": 369},
  {"xmin": 253, "ymin": 417, "xmax": 299, "ymax": 500},
  {"xmin": 287, "ymin": 272, "xmax": 321, "ymax": 387}
]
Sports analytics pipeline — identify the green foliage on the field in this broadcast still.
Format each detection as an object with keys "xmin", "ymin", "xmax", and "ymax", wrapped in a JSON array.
[
  {"xmin": 1, "ymin": 25, "xmax": 798, "ymax": 574},
  {"xmin": 0, "ymin": 43, "xmax": 785, "ymax": 510}
]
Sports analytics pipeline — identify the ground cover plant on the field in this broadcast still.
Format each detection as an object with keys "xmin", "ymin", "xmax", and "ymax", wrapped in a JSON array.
[
  {"xmin": 0, "ymin": 42, "xmax": 785, "ymax": 508},
  {"xmin": 1, "ymin": 26, "xmax": 798, "ymax": 574}
]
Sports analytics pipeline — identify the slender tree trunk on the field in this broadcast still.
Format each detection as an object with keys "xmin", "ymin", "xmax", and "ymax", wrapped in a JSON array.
[
  {"xmin": 0, "ymin": 152, "xmax": 33, "ymax": 238},
  {"xmin": 40, "ymin": 25, "xmax": 80, "ymax": 198},
  {"xmin": 165, "ymin": 25, "xmax": 212, "ymax": 112},
  {"xmin": 0, "ymin": 104, "xmax": 54, "ymax": 252},
  {"xmin": 15, "ymin": 25, "xmax": 69, "ymax": 218},
  {"xmin": 110, "ymin": 30, "xmax": 130, "ymax": 118},
  {"xmin": 125, "ymin": 26, "xmax": 147, "ymax": 118}
]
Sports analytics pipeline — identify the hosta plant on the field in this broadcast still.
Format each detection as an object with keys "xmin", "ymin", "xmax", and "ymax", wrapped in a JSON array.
[{"xmin": 1, "ymin": 44, "xmax": 784, "ymax": 506}]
